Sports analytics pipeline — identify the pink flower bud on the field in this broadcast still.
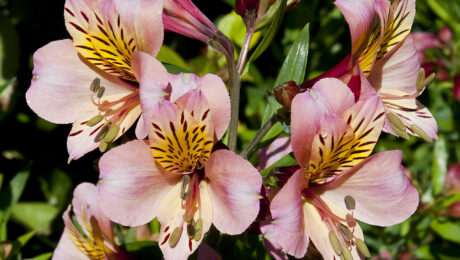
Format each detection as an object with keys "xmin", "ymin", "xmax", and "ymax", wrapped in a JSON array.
[
  {"xmin": 438, "ymin": 69, "xmax": 449, "ymax": 82},
  {"xmin": 447, "ymin": 201, "xmax": 460, "ymax": 218},
  {"xmin": 445, "ymin": 163, "xmax": 460, "ymax": 192},
  {"xmin": 274, "ymin": 81, "xmax": 300, "ymax": 110},
  {"xmin": 163, "ymin": 0, "xmax": 233, "ymax": 56},
  {"xmin": 235, "ymin": 0, "xmax": 260, "ymax": 17},
  {"xmin": 454, "ymin": 75, "xmax": 460, "ymax": 101},
  {"xmin": 438, "ymin": 26, "xmax": 453, "ymax": 43}
]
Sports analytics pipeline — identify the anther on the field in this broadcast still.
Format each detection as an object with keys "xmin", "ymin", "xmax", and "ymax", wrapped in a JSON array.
[
  {"xmin": 169, "ymin": 227, "xmax": 182, "ymax": 248},
  {"xmin": 344, "ymin": 195, "xmax": 355, "ymax": 210},
  {"xmin": 180, "ymin": 175, "xmax": 190, "ymax": 200},
  {"xmin": 416, "ymin": 68, "xmax": 425, "ymax": 91},
  {"xmin": 90, "ymin": 78, "xmax": 101, "ymax": 92},
  {"xmin": 94, "ymin": 123, "xmax": 110, "ymax": 142},
  {"xmin": 86, "ymin": 115, "xmax": 104, "ymax": 127},
  {"xmin": 338, "ymin": 223, "xmax": 353, "ymax": 242},
  {"xmin": 410, "ymin": 124, "xmax": 432, "ymax": 142},
  {"xmin": 387, "ymin": 113, "xmax": 405, "ymax": 131},
  {"xmin": 97, "ymin": 87, "xmax": 105, "ymax": 98},
  {"xmin": 183, "ymin": 214, "xmax": 192, "ymax": 223},
  {"xmin": 328, "ymin": 231, "xmax": 342, "ymax": 256},
  {"xmin": 99, "ymin": 141, "xmax": 109, "ymax": 152},
  {"xmin": 187, "ymin": 222, "xmax": 196, "ymax": 238},
  {"xmin": 193, "ymin": 218, "xmax": 203, "ymax": 241},
  {"xmin": 355, "ymin": 238, "xmax": 371, "ymax": 258},
  {"xmin": 103, "ymin": 124, "xmax": 120, "ymax": 143},
  {"xmin": 341, "ymin": 245, "xmax": 353, "ymax": 260},
  {"xmin": 345, "ymin": 214, "xmax": 356, "ymax": 228}
]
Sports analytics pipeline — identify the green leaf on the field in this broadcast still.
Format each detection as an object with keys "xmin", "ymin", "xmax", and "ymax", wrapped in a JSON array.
[
  {"xmin": 0, "ymin": 170, "xmax": 29, "ymax": 241},
  {"xmin": 246, "ymin": 0, "xmax": 287, "ymax": 66},
  {"xmin": 39, "ymin": 169, "xmax": 72, "ymax": 210},
  {"xmin": 0, "ymin": 174, "xmax": 3, "ymax": 190},
  {"xmin": 432, "ymin": 135, "xmax": 448, "ymax": 196},
  {"xmin": 430, "ymin": 219, "xmax": 460, "ymax": 244},
  {"xmin": 11, "ymin": 202, "xmax": 59, "ymax": 235},
  {"xmin": 6, "ymin": 231, "xmax": 35, "ymax": 260},
  {"xmin": 156, "ymin": 45, "xmax": 191, "ymax": 72},
  {"xmin": 217, "ymin": 11, "xmax": 261, "ymax": 48},
  {"xmin": 260, "ymin": 153, "xmax": 297, "ymax": 176},
  {"xmin": 274, "ymin": 23, "xmax": 310, "ymax": 86},
  {"xmin": 26, "ymin": 252, "xmax": 53, "ymax": 260},
  {"xmin": 0, "ymin": 16, "xmax": 20, "ymax": 85}
]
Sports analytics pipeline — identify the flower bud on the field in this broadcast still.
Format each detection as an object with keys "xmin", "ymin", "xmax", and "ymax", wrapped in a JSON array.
[
  {"xmin": 438, "ymin": 26, "xmax": 453, "ymax": 43},
  {"xmin": 445, "ymin": 163, "xmax": 460, "ymax": 193},
  {"xmin": 454, "ymin": 75, "xmax": 460, "ymax": 102},
  {"xmin": 235, "ymin": 0, "xmax": 260, "ymax": 17},
  {"xmin": 274, "ymin": 81, "xmax": 300, "ymax": 110}
]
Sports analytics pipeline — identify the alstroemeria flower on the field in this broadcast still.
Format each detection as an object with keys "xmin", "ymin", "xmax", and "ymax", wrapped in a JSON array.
[
  {"xmin": 268, "ymin": 78, "xmax": 419, "ymax": 259},
  {"xmin": 305, "ymin": 0, "xmax": 437, "ymax": 141},
  {"xmin": 26, "ymin": 0, "xmax": 164, "ymax": 160},
  {"xmin": 54, "ymin": 183, "xmax": 130, "ymax": 260},
  {"xmin": 97, "ymin": 64, "xmax": 262, "ymax": 259}
]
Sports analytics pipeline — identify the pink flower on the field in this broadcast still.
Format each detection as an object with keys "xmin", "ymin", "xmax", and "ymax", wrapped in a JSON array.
[
  {"xmin": 268, "ymin": 78, "xmax": 419, "ymax": 258},
  {"xmin": 454, "ymin": 75, "xmax": 460, "ymax": 101},
  {"xmin": 162, "ymin": 0, "xmax": 233, "ymax": 57},
  {"xmin": 96, "ymin": 58, "xmax": 261, "ymax": 259},
  {"xmin": 304, "ymin": 0, "xmax": 437, "ymax": 141},
  {"xmin": 26, "ymin": 0, "xmax": 164, "ymax": 160},
  {"xmin": 53, "ymin": 183, "xmax": 130, "ymax": 260}
]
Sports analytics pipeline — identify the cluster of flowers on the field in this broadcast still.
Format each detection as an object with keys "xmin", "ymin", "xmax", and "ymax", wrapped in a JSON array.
[{"xmin": 25, "ymin": 0, "xmax": 438, "ymax": 259}]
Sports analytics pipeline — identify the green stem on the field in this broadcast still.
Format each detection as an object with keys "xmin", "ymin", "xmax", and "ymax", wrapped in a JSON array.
[
  {"xmin": 227, "ymin": 52, "xmax": 241, "ymax": 151},
  {"xmin": 240, "ymin": 115, "xmax": 277, "ymax": 158},
  {"xmin": 236, "ymin": 29, "xmax": 254, "ymax": 74}
]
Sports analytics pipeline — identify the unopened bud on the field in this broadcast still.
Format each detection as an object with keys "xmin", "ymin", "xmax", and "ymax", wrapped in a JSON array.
[
  {"xmin": 355, "ymin": 238, "xmax": 371, "ymax": 257},
  {"xmin": 235, "ymin": 0, "xmax": 260, "ymax": 17},
  {"xmin": 328, "ymin": 231, "xmax": 342, "ymax": 256},
  {"xmin": 439, "ymin": 26, "xmax": 453, "ymax": 43},
  {"xmin": 103, "ymin": 124, "xmax": 120, "ymax": 143},
  {"xmin": 86, "ymin": 115, "xmax": 104, "ymax": 126},
  {"xmin": 169, "ymin": 227, "xmax": 182, "ymax": 248},
  {"xmin": 90, "ymin": 78, "xmax": 101, "ymax": 92},
  {"xmin": 338, "ymin": 223, "xmax": 353, "ymax": 242},
  {"xmin": 274, "ymin": 81, "xmax": 300, "ymax": 110},
  {"xmin": 410, "ymin": 124, "xmax": 432, "ymax": 142},
  {"xmin": 344, "ymin": 195, "xmax": 355, "ymax": 210},
  {"xmin": 194, "ymin": 218, "xmax": 203, "ymax": 241}
]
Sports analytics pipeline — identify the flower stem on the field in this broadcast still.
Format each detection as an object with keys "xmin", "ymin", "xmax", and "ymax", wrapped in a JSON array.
[
  {"xmin": 236, "ymin": 29, "xmax": 254, "ymax": 74},
  {"xmin": 227, "ymin": 51, "xmax": 241, "ymax": 152},
  {"xmin": 240, "ymin": 115, "xmax": 277, "ymax": 158}
]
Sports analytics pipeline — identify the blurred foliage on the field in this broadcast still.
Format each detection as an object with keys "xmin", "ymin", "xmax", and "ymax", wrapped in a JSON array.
[{"xmin": 0, "ymin": 0, "xmax": 459, "ymax": 259}]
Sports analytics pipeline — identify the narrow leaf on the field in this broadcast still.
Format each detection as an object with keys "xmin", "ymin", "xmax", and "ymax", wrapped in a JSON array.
[
  {"xmin": 432, "ymin": 135, "xmax": 448, "ymax": 196},
  {"xmin": 430, "ymin": 220, "xmax": 460, "ymax": 244}
]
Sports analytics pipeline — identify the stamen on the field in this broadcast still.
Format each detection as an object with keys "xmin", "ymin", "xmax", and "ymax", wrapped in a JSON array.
[
  {"xmin": 328, "ymin": 231, "xmax": 342, "ymax": 256},
  {"xmin": 86, "ymin": 115, "xmax": 104, "ymax": 126},
  {"xmin": 90, "ymin": 78, "xmax": 101, "ymax": 92},
  {"xmin": 344, "ymin": 195, "xmax": 355, "ymax": 210},
  {"xmin": 186, "ymin": 220, "xmax": 196, "ymax": 238},
  {"xmin": 99, "ymin": 141, "xmax": 109, "ymax": 152},
  {"xmin": 341, "ymin": 245, "xmax": 353, "ymax": 260},
  {"xmin": 169, "ymin": 227, "xmax": 182, "ymax": 248},
  {"xmin": 355, "ymin": 238, "xmax": 371, "ymax": 257},
  {"xmin": 180, "ymin": 175, "xmax": 191, "ymax": 200},
  {"xmin": 410, "ymin": 124, "xmax": 431, "ymax": 142},
  {"xmin": 387, "ymin": 113, "xmax": 405, "ymax": 131},
  {"xmin": 337, "ymin": 223, "xmax": 353, "ymax": 242},
  {"xmin": 97, "ymin": 87, "xmax": 105, "ymax": 98},
  {"xmin": 193, "ymin": 218, "xmax": 203, "ymax": 241},
  {"xmin": 94, "ymin": 123, "xmax": 111, "ymax": 142},
  {"xmin": 345, "ymin": 214, "xmax": 356, "ymax": 228},
  {"xmin": 183, "ymin": 214, "xmax": 192, "ymax": 223},
  {"xmin": 103, "ymin": 124, "xmax": 120, "ymax": 143}
]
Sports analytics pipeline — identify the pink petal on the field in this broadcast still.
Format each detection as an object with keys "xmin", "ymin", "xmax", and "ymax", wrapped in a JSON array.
[
  {"xmin": 26, "ymin": 40, "xmax": 129, "ymax": 124},
  {"xmin": 113, "ymin": 0, "xmax": 164, "ymax": 56},
  {"xmin": 260, "ymin": 220, "xmax": 288, "ymax": 260},
  {"xmin": 270, "ymin": 169, "xmax": 309, "ymax": 258},
  {"xmin": 72, "ymin": 183, "xmax": 113, "ymax": 240},
  {"xmin": 67, "ymin": 92, "xmax": 142, "ymax": 160},
  {"xmin": 290, "ymin": 91, "xmax": 324, "ymax": 167},
  {"xmin": 412, "ymin": 32, "xmax": 442, "ymax": 51},
  {"xmin": 257, "ymin": 137, "xmax": 292, "ymax": 171},
  {"xmin": 205, "ymin": 150, "xmax": 262, "ymax": 235},
  {"xmin": 368, "ymin": 36, "xmax": 420, "ymax": 95},
  {"xmin": 300, "ymin": 55, "xmax": 352, "ymax": 90},
  {"xmin": 303, "ymin": 197, "xmax": 364, "ymax": 259},
  {"xmin": 131, "ymin": 51, "xmax": 170, "ymax": 139},
  {"xmin": 97, "ymin": 140, "xmax": 180, "ymax": 226},
  {"xmin": 335, "ymin": 0, "xmax": 375, "ymax": 59},
  {"xmin": 311, "ymin": 78, "xmax": 355, "ymax": 116},
  {"xmin": 318, "ymin": 150, "xmax": 419, "ymax": 226},
  {"xmin": 53, "ymin": 227, "xmax": 89, "ymax": 260},
  {"xmin": 157, "ymin": 181, "xmax": 213, "ymax": 260}
]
